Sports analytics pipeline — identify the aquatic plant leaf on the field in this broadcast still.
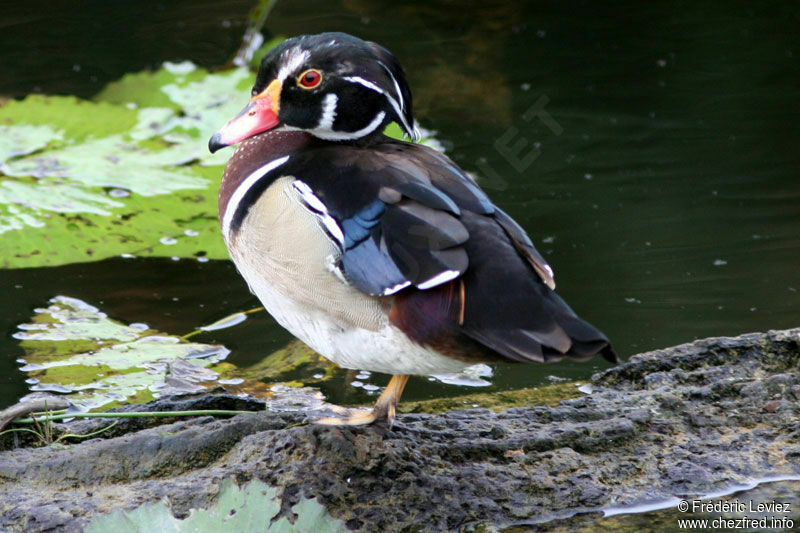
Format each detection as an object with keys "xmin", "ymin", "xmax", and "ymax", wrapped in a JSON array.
[
  {"xmin": 0, "ymin": 95, "xmax": 139, "ymax": 142},
  {"xmin": 14, "ymin": 295, "xmax": 140, "ymax": 344},
  {"xmin": 15, "ymin": 296, "xmax": 230, "ymax": 411},
  {"xmin": 0, "ymin": 124, "xmax": 63, "ymax": 162},
  {"xmin": 3, "ymin": 134, "xmax": 208, "ymax": 196},
  {"xmin": 96, "ymin": 61, "xmax": 253, "ymax": 167},
  {"xmin": 0, "ymin": 64, "xmax": 248, "ymax": 268},
  {"xmin": 84, "ymin": 479, "xmax": 348, "ymax": 533}
]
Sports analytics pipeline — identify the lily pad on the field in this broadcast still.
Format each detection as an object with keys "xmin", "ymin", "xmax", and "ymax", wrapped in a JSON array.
[
  {"xmin": 84, "ymin": 478, "xmax": 348, "ymax": 533},
  {"xmin": 15, "ymin": 296, "xmax": 231, "ymax": 411},
  {"xmin": 12, "ymin": 297, "xmax": 351, "ymax": 413},
  {"xmin": 0, "ymin": 63, "xmax": 250, "ymax": 268},
  {"xmin": 0, "ymin": 124, "xmax": 63, "ymax": 161}
]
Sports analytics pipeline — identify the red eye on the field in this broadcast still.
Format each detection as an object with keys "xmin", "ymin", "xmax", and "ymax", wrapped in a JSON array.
[{"xmin": 298, "ymin": 69, "xmax": 322, "ymax": 89}]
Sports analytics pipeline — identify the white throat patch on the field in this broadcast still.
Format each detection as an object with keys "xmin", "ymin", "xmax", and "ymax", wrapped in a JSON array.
[{"xmin": 316, "ymin": 93, "xmax": 338, "ymax": 131}]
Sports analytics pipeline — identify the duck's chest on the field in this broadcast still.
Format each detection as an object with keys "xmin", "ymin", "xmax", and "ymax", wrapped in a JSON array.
[
  {"xmin": 224, "ymin": 177, "xmax": 387, "ymax": 348},
  {"xmin": 221, "ymin": 175, "xmax": 471, "ymax": 376}
]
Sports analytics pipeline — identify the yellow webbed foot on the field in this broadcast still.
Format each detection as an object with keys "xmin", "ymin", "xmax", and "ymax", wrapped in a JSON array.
[{"xmin": 312, "ymin": 374, "xmax": 409, "ymax": 428}]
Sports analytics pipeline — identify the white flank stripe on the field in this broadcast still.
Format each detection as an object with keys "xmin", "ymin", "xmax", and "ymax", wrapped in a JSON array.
[
  {"xmin": 223, "ymin": 156, "xmax": 290, "ymax": 238},
  {"xmin": 277, "ymin": 47, "xmax": 310, "ymax": 82},
  {"xmin": 417, "ymin": 269, "xmax": 461, "ymax": 290},
  {"xmin": 311, "ymin": 111, "xmax": 386, "ymax": 141},
  {"xmin": 382, "ymin": 280, "xmax": 412, "ymax": 296},
  {"xmin": 344, "ymin": 76, "xmax": 414, "ymax": 137},
  {"xmin": 316, "ymin": 93, "xmax": 338, "ymax": 131},
  {"xmin": 292, "ymin": 180, "xmax": 345, "ymax": 247}
]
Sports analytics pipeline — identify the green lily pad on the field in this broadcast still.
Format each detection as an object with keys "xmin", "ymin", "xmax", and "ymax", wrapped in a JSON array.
[
  {"xmin": 0, "ymin": 124, "xmax": 63, "ymax": 161},
  {"xmin": 0, "ymin": 64, "xmax": 249, "ymax": 268},
  {"xmin": 13, "ymin": 297, "xmax": 349, "ymax": 413},
  {"xmin": 15, "ymin": 295, "xmax": 231, "ymax": 411},
  {"xmin": 0, "ymin": 95, "xmax": 138, "ymax": 142},
  {"xmin": 84, "ymin": 478, "xmax": 348, "ymax": 533}
]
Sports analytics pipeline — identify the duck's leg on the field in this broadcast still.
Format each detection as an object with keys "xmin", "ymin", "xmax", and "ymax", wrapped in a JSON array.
[{"xmin": 315, "ymin": 374, "xmax": 409, "ymax": 427}]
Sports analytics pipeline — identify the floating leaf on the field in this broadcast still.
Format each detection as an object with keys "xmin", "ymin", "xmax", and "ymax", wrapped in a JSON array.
[
  {"xmin": 198, "ymin": 311, "xmax": 249, "ymax": 332},
  {"xmin": 84, "ymin": 479, "xmax": 348, "ymax": 533},
  {"xmin": 3, "ymin": 134, "xmax": 208, "ymax": 195},
  {"xmin": 0, "ymin": 124, "xmax": 63, "ymax": 162},
  {"xmin": 0, "ymin": 95, "xmax": 138, "ymax": 142},
  {"xmin": 15, "ymin": 296, "xmax": 230, "ymax": 410},
  {"xmin": 13, "ymin": 296, "xmax": 350, "ymax": 413},
  {"xmin": 0, "ymin": 64, "xmax": 247, "ymax": 268}
]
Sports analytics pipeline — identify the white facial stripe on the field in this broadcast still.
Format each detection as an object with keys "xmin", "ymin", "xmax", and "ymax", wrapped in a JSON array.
[
  {"xmin": 277, "ymin": 47, "xmax": 310, "ymax": 82},
  {"xmin": 343, "ymin": 76, "xmax": 414, "ymax": 137},
  {"xmin": 223, "ymin": 156, "xmax": 290, "ymax": 238},
  {"xmin": 417, "ymin": 269, "xmax": 461, "ymax": 290},
  {"xmin": 311, "ymin": 111, "xmax": 386, "ymax": 141},
  {"xmin": 316, "ymin": 93, "xmax": 338, "ymax": 131},
  {"xmin": 377, "ymin": 61, "xmax": 404, "ymax": 114},
  {"xmin": 292, "ymin": 180, "xmax": 345, "ymax": 247},
  {"xmin": 344, "ymin": 75, "xmax": 383, "ymax": 95}
]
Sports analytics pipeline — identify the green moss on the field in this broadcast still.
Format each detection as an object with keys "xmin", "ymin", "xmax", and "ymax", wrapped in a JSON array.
[
  {"xmin": 402, "ymin": 382, "xmax": 586, "ymax": 414},
  {"xmin": 234, "ymin": 339, "xmax": 332, "ymax": 382}
]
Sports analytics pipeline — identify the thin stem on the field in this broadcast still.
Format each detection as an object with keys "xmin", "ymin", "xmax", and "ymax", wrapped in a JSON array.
[
  {"xmin": 56, "ymin": 421, "xmax": 119, "ymax": 443},
  {"xmin": 13, "ymin": 409, "xmax": 256, "ymax": 425},
  {"xmin": 0, "ymin": 427, "xmax": 47, "ymax": 441}
]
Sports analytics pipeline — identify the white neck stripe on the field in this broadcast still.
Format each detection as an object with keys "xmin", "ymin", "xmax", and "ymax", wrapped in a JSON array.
[{"xmin": 223, "ymin": 155, "xmax": 290, "ymax": 238}]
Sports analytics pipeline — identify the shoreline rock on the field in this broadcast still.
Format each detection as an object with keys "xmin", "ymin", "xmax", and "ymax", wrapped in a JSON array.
[{"xmin": 1, "ymin": 328, "xmax": 798, "ymax": 532}]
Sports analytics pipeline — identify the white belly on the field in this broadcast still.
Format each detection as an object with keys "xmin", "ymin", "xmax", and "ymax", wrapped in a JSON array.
[{"xmin": 225, "ymin": 177, "xmax": 469, "ymax": 376}]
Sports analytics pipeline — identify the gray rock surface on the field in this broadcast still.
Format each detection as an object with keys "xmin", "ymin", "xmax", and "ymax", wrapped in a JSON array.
[{"xmin": 1, "ymin": 328, "xmax": 799, "ymax": 532}]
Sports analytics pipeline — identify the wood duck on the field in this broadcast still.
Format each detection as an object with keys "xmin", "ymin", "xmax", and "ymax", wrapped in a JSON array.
[{"xmin": 209, "ymin": 32, "xmax": 617, "ymax": 426}]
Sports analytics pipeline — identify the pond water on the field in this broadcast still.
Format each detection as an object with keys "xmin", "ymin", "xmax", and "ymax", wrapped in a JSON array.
[{"xmin": 1, "ymin": 2, "xmax": 798, "ymax": 411}]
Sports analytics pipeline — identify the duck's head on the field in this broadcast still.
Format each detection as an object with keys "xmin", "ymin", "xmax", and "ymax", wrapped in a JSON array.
[{"xmin": 209, "ymin": 32, "xmax": 418, "ymax": 152}]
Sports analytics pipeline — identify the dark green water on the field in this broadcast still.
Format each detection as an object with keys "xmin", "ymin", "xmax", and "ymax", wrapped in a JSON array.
[{"xmin": 2, "ymin": 1, "xmax": 798, "ymax": 407}]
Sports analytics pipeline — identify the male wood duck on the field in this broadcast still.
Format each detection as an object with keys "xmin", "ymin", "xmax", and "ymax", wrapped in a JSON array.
[{"xmin": 209, "ymin": 32, "xmax": 617, "ymax": 426}]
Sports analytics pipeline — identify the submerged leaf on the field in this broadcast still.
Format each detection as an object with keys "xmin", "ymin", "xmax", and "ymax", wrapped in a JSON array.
[{"xmin": 15, "ymin": 296, "xmax": 230, "ymax": 411}]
